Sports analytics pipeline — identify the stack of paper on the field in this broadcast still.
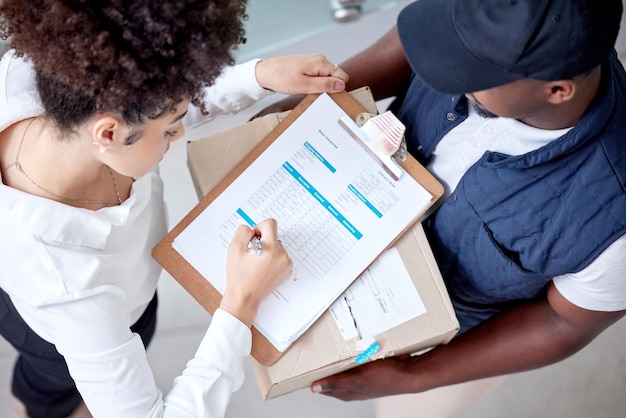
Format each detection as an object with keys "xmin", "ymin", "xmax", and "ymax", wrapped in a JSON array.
[{"xmin": 172, "ymin": 94, "xmax": 432, "ymax": 351}]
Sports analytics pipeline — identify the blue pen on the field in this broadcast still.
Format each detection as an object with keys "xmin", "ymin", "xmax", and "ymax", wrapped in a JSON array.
[{"xmin": 250, "ymin": 236, "xmax": 263, "ymax": 256}]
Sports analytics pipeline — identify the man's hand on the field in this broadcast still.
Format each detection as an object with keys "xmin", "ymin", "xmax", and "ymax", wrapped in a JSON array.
[
  {"xmin": 311, "ymin": 355, "xmax": 417, "ymax": 401},
  {"xmin": 310, "ymin": 282, "xmax": 625, "ymax": 402}
]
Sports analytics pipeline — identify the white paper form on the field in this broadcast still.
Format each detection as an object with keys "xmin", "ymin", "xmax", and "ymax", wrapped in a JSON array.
[
  {"xmin": 330, "ymin": 248, "xmax": 426, "ymax": 350},
  {"xmin": 172, "ymin": 93, "xmax": 432, "ymax": 351}
]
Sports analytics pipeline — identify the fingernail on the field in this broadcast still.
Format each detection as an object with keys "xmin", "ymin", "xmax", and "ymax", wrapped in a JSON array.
[
  {"xmin": 311, "ymin": 384, "xmax": 323, "ymax": 393},
  {"xmin": 333, "ymin": 81, "xmax": 346, "ymax": 91}
]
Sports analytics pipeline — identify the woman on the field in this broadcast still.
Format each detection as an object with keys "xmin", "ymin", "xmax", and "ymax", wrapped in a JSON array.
[{"xmin": 0, "ymin": 1, "xmax": 348, "ymax": 417}]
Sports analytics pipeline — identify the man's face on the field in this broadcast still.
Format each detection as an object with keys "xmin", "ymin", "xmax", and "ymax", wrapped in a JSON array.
[{"xmin": 465, "ymin": 77, "xmax": 552, "ymax": 120}]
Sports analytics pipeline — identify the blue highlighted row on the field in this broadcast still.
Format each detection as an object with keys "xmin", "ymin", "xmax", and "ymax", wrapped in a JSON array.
[
  {"xmin": 348, "ymin": 184, "xmax": 383, "ymax": 218},
  {"xmin": 236, "ymin": 208, "xmax": 256, "ymax": 227},
  {"xmin": 283, "ymin": 162, "xmax": 362, "ymax": 240},
  {"xmin": 304, "ymin": 142, "xmax": 336, "ymax": 173}
]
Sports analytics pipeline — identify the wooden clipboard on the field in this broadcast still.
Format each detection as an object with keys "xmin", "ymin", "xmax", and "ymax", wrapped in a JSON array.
[{"xmin": 153, "ymin": 91, "xmax": 444, "ymax": 366}]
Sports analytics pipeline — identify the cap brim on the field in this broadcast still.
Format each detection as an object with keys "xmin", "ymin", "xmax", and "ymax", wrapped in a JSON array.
[{"xmin": 397, "ymin": 0, "xmax": 523, "ymax": 94}]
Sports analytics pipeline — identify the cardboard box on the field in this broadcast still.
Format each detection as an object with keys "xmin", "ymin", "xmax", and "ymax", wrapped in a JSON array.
[
  {"xmin": 185, "ymin": 88, "xmax": 459, "ymax": 399},
  {"xmin": 250, "ymin": 221, "xmax": 458, "ymax": 399}
]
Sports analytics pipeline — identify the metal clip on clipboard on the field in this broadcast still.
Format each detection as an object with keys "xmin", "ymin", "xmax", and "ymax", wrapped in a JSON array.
[{"xmin": 338, "ymin": 110, "xmax": 408, "ymax": 180}]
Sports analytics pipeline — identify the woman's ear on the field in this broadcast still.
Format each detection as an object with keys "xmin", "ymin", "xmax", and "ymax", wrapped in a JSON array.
[{"xmin": 91, "ymin": 115, "xmax": 128, "ymax": 151}]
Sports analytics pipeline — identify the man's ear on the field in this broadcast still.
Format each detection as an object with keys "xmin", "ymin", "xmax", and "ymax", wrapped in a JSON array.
[
  {"xmin": 91, "ymin": 115, "xmax": 128, "ymax": 150},
  {"xmin": 546, "ymin": 79, "xmax": 575, "ymax": 105}
]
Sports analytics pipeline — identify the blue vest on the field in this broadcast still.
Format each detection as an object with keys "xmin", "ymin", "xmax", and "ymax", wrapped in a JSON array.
[{"xmin": 396, "ymin": 53, "xmax": 626, "ymax": 333}]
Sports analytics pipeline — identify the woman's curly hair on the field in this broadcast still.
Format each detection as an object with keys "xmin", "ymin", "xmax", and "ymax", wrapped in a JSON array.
[{"xmin": 0, "ymin": 0, "xmax": 247, "ymax": 134}]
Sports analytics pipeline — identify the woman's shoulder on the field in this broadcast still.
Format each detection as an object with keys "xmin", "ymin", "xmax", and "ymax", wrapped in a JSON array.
[
  {"xmin": 0, "ymin": 51, "xmax": 43, "ymax": 129},
  {"xmin": 1, "ymin": 50, "xmax": 36, "ymax": 96},
  {"xmin": 0, "ymin": 119, "xmax": 30, "ymax": 183}
]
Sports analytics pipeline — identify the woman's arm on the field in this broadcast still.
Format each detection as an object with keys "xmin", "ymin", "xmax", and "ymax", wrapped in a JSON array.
[
  {"xmin": 14, "ymin": 218, "xmax": 291, "ymax": 418},
  {"xmin": 250, "ymin": 26, "xmax": 413, "ymax": 117},
  {"xmin": 183, "ymin": 54, "xmax": 348, "ymax": 128},
  {"xmin": 164, "ymin": 218, "xmax": 292, "ymax": 417},
  {"xmin": 220, "ymin": 218, "xmax": 292, "ymax": 327}
]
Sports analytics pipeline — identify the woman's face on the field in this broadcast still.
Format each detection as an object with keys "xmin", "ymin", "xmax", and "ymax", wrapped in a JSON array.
[{"xmin": 110, "ymin": 99, "xmax": 189, "ymax": 178}]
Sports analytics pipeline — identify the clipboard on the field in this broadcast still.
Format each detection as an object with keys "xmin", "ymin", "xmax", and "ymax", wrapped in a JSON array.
[{"xmin": 153, "ymin": 90, "xmax": 444, "ymax": 366}]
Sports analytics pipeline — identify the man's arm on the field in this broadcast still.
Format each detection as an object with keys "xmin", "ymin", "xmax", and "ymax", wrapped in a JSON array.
[
  {"xmin": 339, "ymin": 26, "xmax": 413, "ymax": 100},
  {"xmin": 311, "ymin": 281, "xmax": 625, "ymax": 401}
]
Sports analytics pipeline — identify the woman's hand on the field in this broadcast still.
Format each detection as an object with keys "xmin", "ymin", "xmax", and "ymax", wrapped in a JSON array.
[
  {"xmin": 255, "ymin": 54, "xmax": 349, "ymax": 95},
  {"xmin": 220, "ymin": 218, "xmax": 293, "ymax": 327}
]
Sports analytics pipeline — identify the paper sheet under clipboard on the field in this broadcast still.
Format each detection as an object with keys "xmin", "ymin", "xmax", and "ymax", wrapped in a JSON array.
[
  {"xmin": 172, "ymin": 93, "xmax": 432, "ymax": 351},
  {"xmin": 330, "ymin": 247, "xmax": 427, "ymax": 351}
]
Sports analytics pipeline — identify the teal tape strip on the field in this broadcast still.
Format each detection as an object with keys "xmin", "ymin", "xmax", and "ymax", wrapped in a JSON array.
[{"xmin": 355, "ymin": 341, "xmax": 380, "ymax": 365}]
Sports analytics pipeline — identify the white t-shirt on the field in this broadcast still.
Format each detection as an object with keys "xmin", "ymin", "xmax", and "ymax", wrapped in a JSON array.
[
  {"xmin": 428, "ymin": 104, "xmax": 626, "ymax": 312},
  {"xmin": 0, "ymin": 51, "xmax": 272, "ymax": 418}
]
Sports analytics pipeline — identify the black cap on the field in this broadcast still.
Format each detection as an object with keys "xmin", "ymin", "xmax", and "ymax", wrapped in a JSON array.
[{"xmin": 397, "ymin": 0, "xmax": 623, "ymax": 94}]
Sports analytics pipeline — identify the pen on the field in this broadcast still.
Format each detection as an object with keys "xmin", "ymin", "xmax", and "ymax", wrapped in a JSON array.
[{"xmin": 250, "ymin": 236, "xmax": 263, "ymax": 256}]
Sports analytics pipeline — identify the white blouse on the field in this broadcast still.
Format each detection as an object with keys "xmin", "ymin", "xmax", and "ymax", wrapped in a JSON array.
[{"xmin": 0, "ymin": 50, "xmax": 272, "ymax": 417}]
